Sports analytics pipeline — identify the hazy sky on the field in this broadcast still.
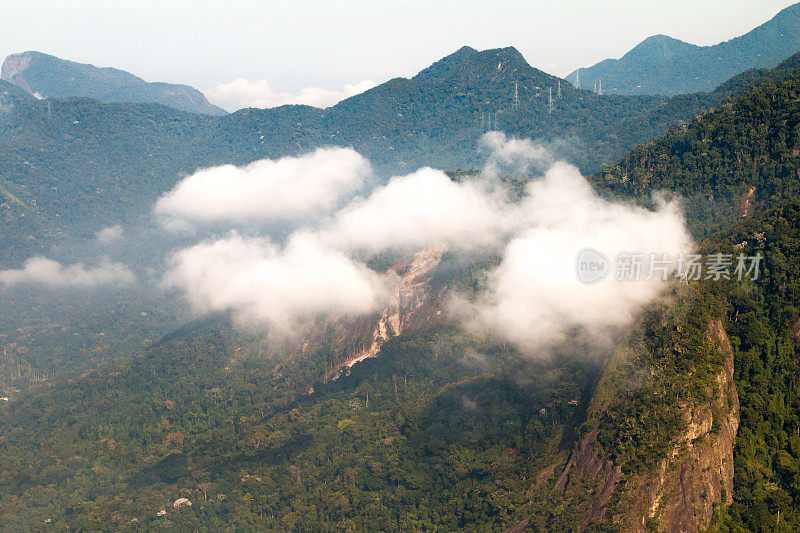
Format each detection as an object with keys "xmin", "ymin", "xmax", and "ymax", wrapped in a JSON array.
[{"xmin": 0, "ymin": 1, "xmax": 796, "ymax": 108}]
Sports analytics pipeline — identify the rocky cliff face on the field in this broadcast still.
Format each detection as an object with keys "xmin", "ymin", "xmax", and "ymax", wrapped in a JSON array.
[
  {"xmin": 552, "ymin": 319, "xmax": 739, "ymax": 532},
  {"xmin": 614, "ymin": 320, "xmax": 739, "ymax": 532},
  {"xmin": 553, "ymin": 425, "xmax": 622, "ymax": 528},
  {"xmin": 279, "ymin": 247, "xmax": 446, "ymax": 391},
  {"xmin": 327, "ymin": 246, "xmax": 446, "ymax": 381},
  {"xmin": 0, "ymin": 54, "xmax": 33, "ymax": 93}
]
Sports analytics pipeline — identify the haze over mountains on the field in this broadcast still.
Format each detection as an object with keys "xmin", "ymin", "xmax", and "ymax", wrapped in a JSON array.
[
  {"xmin": 566, "ymin": 2, "xmax": 800, "ymax": 96},
  {"xmin": 0, "ymin": 44, "xmax": 724, "ymax": 264},
  {"xmin": 3, "ymin": 45, "xmax": 800, "ymax": 530},
  {"xmin": 3, "ymin": 3, "xmax": 798, "ymax": 117},
  {"xmin": 0, "ymin": 51, "xmax": 226, "ymax": 116}
]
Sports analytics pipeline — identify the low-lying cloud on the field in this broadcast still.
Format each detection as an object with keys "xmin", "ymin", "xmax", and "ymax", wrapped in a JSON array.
[
  {"xmin": 0, "ymin": 257, "xmax": 135, "ymax": 288},
  {"xmin": 326, "ymin": 167, "xmax": 509, "ymax": 252},
  {"xmin": 155, "ymin": 147, "xmax": 370, "ymax": 224},
  {"xmin": 457, "ymin": 161, "xmax": 692, "ymax": 350},
  {"xmin": 95, "ymin": 224, "xmax": 124, "ymax": 245},
  {"xmin": 160, "ymin": 133, "xmax": 693, "ymax": 352},
  {"xmin": 206, "ymin": 79, "xmax": 377, "ymax": 111},
  {"xmin": 164, "ymin": 233, "xmax": 389, "ymax": 334},
  {"xmin": 481, "ymin": 132, "xmax": 553, "ymax": 177}
]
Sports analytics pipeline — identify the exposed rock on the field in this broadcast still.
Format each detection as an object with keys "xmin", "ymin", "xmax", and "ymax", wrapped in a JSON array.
[
  {"xmin": 615, "ymin": 319, "xmax": 739, "ymax": 532},
  {"xmin": 325, "ymin": 246, "xmax": 446, "ymax": 381},
  {"xmin": 551, "ymin": 319, "xmax": 739, "ymax": 532},
  {"xmin": 502, "ymin": 518, "xmax": 531, "ymax": 533},
  {"xmin": 740, "ymin": 185, "xmax": 756, "ymax": 218},
  {"xmin": 550, "ymin": 425, "xmax": 621, "ymax": 531},
  {"xmin": 529, "ymin": 463, "xmax": 558, "ymax": 492},
  {"xmin": 0, "ymin": 53, "xmax": 32, "ymax": 92},
  {"xmin": 172, "ymin": 498, "xmax": 192, "ymax": 509}
]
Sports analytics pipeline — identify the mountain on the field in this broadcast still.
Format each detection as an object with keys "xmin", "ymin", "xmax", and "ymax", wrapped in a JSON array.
[
  {"xmin": 0, "ymin": 78, "xmax": 31, "ymax": 100},
  {"xmin": 581, "ymin": 52, "xmax": 800, "ymax": 530},
  {"xmin": 1, "ymin": 51, "xmax": 226, "ymax": 116},
  {"xmin": 566, "ymin": 2, "xmax": 800, "ymax": 96},
  {"xmin": 595, "ymin": 49, "xmax": 800, "ymax": 236},
  {"xmin": 235, "ymin": 45, "xmax": 669, "ymax": 172},
  {"xmin": 0, "ymin": 45, "xmax": 730, "ymax": 264}
]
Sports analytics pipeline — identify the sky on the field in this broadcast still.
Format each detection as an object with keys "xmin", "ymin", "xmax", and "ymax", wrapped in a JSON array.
[{"xmin": 0, "ymin": 0, "xmax": 796, "ymax": 110}]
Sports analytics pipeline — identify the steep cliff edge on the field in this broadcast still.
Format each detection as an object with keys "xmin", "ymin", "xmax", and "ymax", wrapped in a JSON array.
[
  {"xmin": 541, "ymin": 316, "xmax": 739, "ymax": 532},
  {"xmin": 327, "ymin": 246, "xmax": 446, "ymax": 381},
  {"xmin": 613, "ymin": 319, "xmax": 739, "ymax": 532},
  {"xmin": 276, "ymin": 246, "xmax": 447, "ymax": 393}
]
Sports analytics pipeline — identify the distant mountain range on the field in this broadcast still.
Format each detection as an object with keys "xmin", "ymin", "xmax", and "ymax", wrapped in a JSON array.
[
  {"xmin": 566, "ymin": 2, "xmax": 800, "ymax": 96},
  {"xmin": 0, "ymin": 46, "xmax": 691, "ymax": 260},
  {"xmin": 0, "ymin": 51, "xmax": 226, "ymax": 116},
  {"xmin": 3, "ymin": 43, "xmax": 794, "ymax": 264}
]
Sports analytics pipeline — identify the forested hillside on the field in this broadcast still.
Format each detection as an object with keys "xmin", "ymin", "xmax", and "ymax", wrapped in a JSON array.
[
  {"xmin": 3, "ymin": 24, "xmax": 800, "ymax": 529},
  {"xmin": 0, "ymin": 250, "xmax": 604, "ymax": 530},
  {"xmin": 1, "ymin": 44, "xmax": 788, "ymax": 267},
  {"xmin": 596, "ymin": 50, "xmax": 800, "ymax": 239},
  {"xmin": 582, "ymin": 50, "xmax": 800, "ymax": 530}
]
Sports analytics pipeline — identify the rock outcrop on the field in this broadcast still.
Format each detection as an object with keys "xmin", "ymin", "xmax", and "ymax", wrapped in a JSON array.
[
  {"xmin": 615, "ymin": 320, "xmax": 739, "ymax": 532},
  {"xmin": 553, "ymin": 425, "xmax": 623, "ymax": 528},
  {"xmin": 551, "ymin": 319, "xmax": 740, "ymax": 532},
  {"xmin": 327, "ymin": 246, "xmax": 446, "ymax": 380}
]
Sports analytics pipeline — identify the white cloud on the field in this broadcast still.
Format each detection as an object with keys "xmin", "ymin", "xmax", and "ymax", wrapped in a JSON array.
[
  {"xmin": 95, "ymin": 224, "xmax": 124, "ymax": 244},
  {"xmin": 480, "ymin": 131, "xmax": 553, "ymax": 177},
  {"xmin": 206, "ymin": 78, "xmax": 377, "ymax": 111},
  {"xmin": 154, "ymin": 147, "xmax": 370, "ymax": 224},
  {"xmin": 326, "ymin": 167, "xmax": 510, "ymax": 252},
  {"xmin": 456, "ymin": 160, "xmax": 692, "ymax": 351},
  {"xmin": 164, "ymin": 232, "xmax": 390, "ymax": 334},
  {"xmin": 159, "ymin": 133, "xmax": 692, "ymax": 353},
  {"xmin": 0, "ymin": 257, "xmax": 135, "ymax": 288}
]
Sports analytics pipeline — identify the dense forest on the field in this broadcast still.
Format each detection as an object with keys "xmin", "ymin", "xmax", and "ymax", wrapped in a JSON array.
[
  {"xmin": 1, "ymin": 51, "xmax": 226, "ymax": 116},
  {"xmin": 597, "ymin": 50, "xmax": 800, "ymax": 237}
]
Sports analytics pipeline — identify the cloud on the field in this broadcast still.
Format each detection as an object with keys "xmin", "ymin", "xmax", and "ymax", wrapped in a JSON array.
[
  {"xmin": 95, "ymin": 224, "xmax": 124, "ymax": 244},
  {"xmin": 154, "ymin": 147, "xmax": 370, "ymax": 224},
  {"xmin": 325, "ymin": 167, "xmax": 510, "ymax": 252},
  {"xmin": 480, "ymin": 131, "xmax": 553, "ymax": 177},
  {"xmin": 163, "ymin": 232, "xmax": 390, "ymax": 334},
  {"xmin": 455, "ymin": 160, "xmax": 692, "ymax": 351},
  {"xmin": 206, "ymin": 79, "xmax": 377, "ymax": 111},
  {"xmin": 0, "ymin": 93, "xmax": 13, "ymax": 115},
  {"xmin": 159, "ymin": 133, "xmax": 692, "ymax": 353},
  {"xmin": 0, "ymin": 257, "xmax": 135, "ymax": 288}
]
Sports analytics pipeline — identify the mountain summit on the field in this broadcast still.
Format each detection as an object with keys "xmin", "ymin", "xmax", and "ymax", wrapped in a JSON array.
[
  {"xmin": 1, "ymin": 51, "xmax": 226, "ymax": 116},
  {"xmin": 413, "ymin": 45, "xmax": 563, "ymax": 89},
  {"xmin": 566, "ymin": 2, "xmax": 800, "ymax": 95}
]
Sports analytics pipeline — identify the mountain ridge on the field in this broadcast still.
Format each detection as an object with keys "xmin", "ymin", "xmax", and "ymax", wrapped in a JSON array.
[
  {"xmin": 1, "ymin": 51, "xmax": 226, "ymax": 116},
  {"xmin": 566, "ymin": 2, "xmax": 800, "ymax": 96},
  {"xmin": 3, "ymin": 44, "xmax": 789, "ymax": 265}
]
